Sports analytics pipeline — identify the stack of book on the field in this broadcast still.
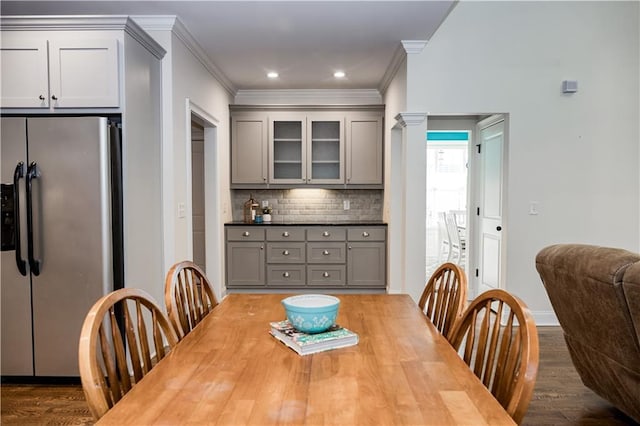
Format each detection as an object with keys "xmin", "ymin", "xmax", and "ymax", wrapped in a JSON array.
[{"xmin": 269, "ymin": 320, "xmax": 358, "ymax": 356}]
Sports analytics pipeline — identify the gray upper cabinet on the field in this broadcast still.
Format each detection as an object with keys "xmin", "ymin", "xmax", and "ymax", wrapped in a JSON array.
[
  {"xmin": 307, "ymin": 114, "xmax": 344, "ymax": 184},
  {"xmin": 269, "ymin": 113, "xmax": 306, "ymax": 184},
  {"xmin": 230, "ymin": 106, "xmax": 382, "ymax": 188},
  {"xmin": 346, "ymin": 112, "xmax": 384, "ymax": 186},
  {"xmin": 231, "ymin": 113, "xmax": 268, "ymax": 187},
  {"xmin": 268, "ymin": 112, "xmax": 344, "ymax": 185}
]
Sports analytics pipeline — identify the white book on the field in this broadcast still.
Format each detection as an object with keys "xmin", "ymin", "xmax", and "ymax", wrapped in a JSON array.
[{"xmin": 269, "ymin": 320, "xmax": 358, "ymax": 356}]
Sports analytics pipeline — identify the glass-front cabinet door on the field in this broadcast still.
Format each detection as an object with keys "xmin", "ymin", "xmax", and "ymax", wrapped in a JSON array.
[
  {"xmin": 269, "ymin": 114, "xmax": 306, "ymax": 184},
  {"xmin": 307, "ymin": 115, "xmax": 344, "ymax": 184}
]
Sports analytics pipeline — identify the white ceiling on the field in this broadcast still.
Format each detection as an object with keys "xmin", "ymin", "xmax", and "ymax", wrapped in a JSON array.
[{"xmin": 0, "ymin": 1, "xmax": 456, "ymax": 93}]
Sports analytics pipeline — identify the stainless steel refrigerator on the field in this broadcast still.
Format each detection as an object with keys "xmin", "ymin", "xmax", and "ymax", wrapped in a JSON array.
[{"xmin": 1, "ymin": 116, "xmax": 123, "ymax": 378}]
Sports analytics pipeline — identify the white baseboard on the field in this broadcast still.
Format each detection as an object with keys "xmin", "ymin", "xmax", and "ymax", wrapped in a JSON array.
[{"xmin": 532, "ymin": 310, "xmax": 559, "ymax": 326}]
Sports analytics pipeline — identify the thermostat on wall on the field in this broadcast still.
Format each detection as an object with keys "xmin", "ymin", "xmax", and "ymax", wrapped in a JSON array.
[{"xmin": 562, "ymin": 80, "xmax": 578, "ymax": 93}]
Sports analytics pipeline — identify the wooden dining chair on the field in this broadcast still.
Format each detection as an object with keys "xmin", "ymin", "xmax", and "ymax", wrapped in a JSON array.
[
  {"xmin": 78, "ymin": 288, "xmax": 179, "ymax": 421},
  {"xmin": 448, "ymin": 289, "xmax": 539, "ymax": 424},
  {"xmin": 164, "ymin": 260, "xmax": 218, "ymax": 340},
  {"xmin": 418, "ymin": 262, "xmax": 467, "ymax": 342}
]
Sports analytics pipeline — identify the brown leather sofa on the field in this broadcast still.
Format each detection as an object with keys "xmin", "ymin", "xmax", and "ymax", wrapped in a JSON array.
[{"xmin": 536, "ymin": 244, "xmax": 640, "ymax": 423}]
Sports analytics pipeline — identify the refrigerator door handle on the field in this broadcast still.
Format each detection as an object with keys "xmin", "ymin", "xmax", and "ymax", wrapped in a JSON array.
[
  {"xmin": 13, "ymin": 162, "xmax": 27, "ymax": 276},
  {"xmin": 26, "ymin": 161, "xmax": 41, "ymax": 276}
]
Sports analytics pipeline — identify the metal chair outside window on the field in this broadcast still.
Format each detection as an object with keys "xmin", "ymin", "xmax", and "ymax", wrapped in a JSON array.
[{"xmin": 445, "ymin": 211, "xmax": 466, "ymax": 268}]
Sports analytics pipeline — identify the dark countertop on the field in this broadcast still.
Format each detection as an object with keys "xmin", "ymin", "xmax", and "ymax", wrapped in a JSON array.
[{"xmin": 225, "ymin": 220, "xmax": 387, "ymax": 226}]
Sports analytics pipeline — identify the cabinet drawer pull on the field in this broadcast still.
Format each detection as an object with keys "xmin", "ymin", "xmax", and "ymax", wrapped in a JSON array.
[
  {"xmin": 283, "ymin": 250, "xmax": 290, "ymax": 256},
  {"xmin": 322, "ymin": 272, "xmax": 330, "ymax": 278},
  {"xmin": 283, "ymin": 272, "xmax": 290, "ymax": 278},
  {"xmin": 362, "ymin": 231, "xmax": 370, "ymax": 237},
  {"xmin": 282, "ymin": 231, "xmax": 289, "ymax": 237},
  {"xmin": 242, "ymin": 231, "xmax": 250, "ymax": 237},
  {"xmin": 322, "ymin": 231, "xmax": 330, "ymax": 237},
  {"xmin": 39, "ymin": 95, "xmax": 45, "ymax": 101},
  {"xmin": 322, "ymin": 250, "xmax": 330, "ymax": 256}
]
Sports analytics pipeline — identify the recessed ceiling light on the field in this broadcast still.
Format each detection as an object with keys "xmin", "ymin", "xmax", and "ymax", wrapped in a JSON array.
[
  {"xmin": 334, "ymin": 71, "xmax": 346, "ymax": 78},
  {"xmin": 267, "ymin": 71, "xmax": 279, "ymax": 78}
]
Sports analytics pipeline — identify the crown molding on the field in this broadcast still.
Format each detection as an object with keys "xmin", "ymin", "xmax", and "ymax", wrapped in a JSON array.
[
  {"xmin": 1, "ymin": 15, "xmax": 131, "ymax": 30},
  {"xmin": 234, "ymin": 89, "xmax": 383, "ymax": 106},
  {"xmin": 395, "ymin": 112, "xmax": 427, "ymax": 128},
  {"xmin": 401, "ymin": 40, "xmax": 429, "ymax": 55},
  {"xmin": 132, "ymin": 15, "xmax": 236, "ymax": 95},
  {"xmin": 378, "ymin": 43, "xmax": 407, "ymax": 95},
  {"xmin": 1, "ymin": 15, "xmax": 166, "ymax": 59}
]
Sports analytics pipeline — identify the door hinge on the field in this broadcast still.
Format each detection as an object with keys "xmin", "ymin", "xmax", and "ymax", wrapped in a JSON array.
[
  {"xmin": 475, "ymin": 268, "xmax": 479, "ymax": 277},
  {"xmin": 476, "ymin": 144, "xmax": 482, "ymax": 154}
]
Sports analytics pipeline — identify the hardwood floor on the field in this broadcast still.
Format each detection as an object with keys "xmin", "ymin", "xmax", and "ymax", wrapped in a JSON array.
[{"xmin": 1, "ymin": 327, "xmax": 637, "ymax": 425}]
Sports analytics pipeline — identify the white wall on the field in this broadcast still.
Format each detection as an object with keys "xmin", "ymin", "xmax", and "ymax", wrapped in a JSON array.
[
  {"xmin": 404, "ymin": 1, "xmax": 640, "ymax": 321},
  {"xmin": 121, "ymin": 31, "xmax": 164, "ymax": 305},
  {"xmin": 383, "ymin": 58, "xmax": 407, "ymax": 294},
  {"xmin": 143, "ymin": 20, "xmax": 234, "ymax": 304}
]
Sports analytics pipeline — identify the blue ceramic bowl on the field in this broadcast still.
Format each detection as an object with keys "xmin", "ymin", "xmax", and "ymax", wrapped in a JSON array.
[{"xmin": 281, "ymin": 294, "xmax": 340, "ymax": 334}]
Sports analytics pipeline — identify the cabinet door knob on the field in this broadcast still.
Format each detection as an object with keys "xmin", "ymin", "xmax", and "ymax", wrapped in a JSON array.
[
  {"xmin": 39, "ymin": 95, "xmax": 45, "ymax": 101},
  {"xmin": 322, "ymin": 250, "xmax": 330, "ymax": 256},
  {"xmin": 283, "ymin": 272, "xmax": 290, "ymax": 278},
  {"xmin": 322, "ymin": 231, "xmax": 330, "ymax": 237},
  {"xmin": 51, "ymin": 95, "xmax": 58, "ymax": 100},
  {"xmin": 282, "ymin": 231, "xmax": 289, "ymax": 237},
  {"xmin": 362, "ymin": 231, "xmax": 370, "ymax": 237},
  {"xmin": 242, "ymin": 231, "xmax": 250, "ymax": 237},
  {"xmin": 348, "ymin": 246, "xmax": 352, "ymax": 250},
  {"xmin": 260, "ymin": 245, "xmax": 264, "ymax": 250},
  {"xmin": 322, "ymin": 272, "xmax": 330, "ymax": 278},
  {"xmin": 283, "ymin": 250, "xmax": 289, "ymax": 256}
]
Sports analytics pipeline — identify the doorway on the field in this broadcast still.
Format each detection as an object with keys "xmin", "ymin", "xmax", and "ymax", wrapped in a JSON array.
[
  {"xmin": 185, "ymin": 99, "xmax": 222, "ymax": 298},
  {"xmin": 425, "ymin": 115, "xmax": 507, "ymax": 298},
  {"xmin": 191, "ymin": 121, "xmax": 206, "ymax": 271},
  {"xmin": 425, "ymin": 130, "xmax": 470, "ymax": 276}
]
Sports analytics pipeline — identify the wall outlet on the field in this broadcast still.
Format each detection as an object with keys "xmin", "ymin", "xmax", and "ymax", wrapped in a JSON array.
[
  {"xmin": 177, "ymin": 202, "xmax": 186, "ymax": 218},
  {"xmin": 262, "ymin": 200, "xmax": 269, "ymax": 208},
  {"xmin": 343, "ymin": 200, "xmax": 350, "ymax": 210}
]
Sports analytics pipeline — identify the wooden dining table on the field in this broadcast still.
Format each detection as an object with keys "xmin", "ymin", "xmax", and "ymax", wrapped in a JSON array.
[{"xmin": 97, "ymin": 293, "xmax": 515, "ymax": 425}]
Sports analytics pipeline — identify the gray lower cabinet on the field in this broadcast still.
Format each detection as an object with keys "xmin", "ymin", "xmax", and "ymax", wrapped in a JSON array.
[
  {"xmin": 347, "ymin": 227, "xmax": 386, "ymax": 288},
  {"xmin": 226, "ymin": 227, "xmax": 265, "ymax": 287},
  {"xmin": 225, "ymin": 225, "xmax": 386, "ymax": 290}
]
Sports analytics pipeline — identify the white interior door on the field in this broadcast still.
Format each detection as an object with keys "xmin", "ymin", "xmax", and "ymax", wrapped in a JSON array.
[{"xmin": 475, "ymin": 115, "xmax": 505, "ymax": 294}]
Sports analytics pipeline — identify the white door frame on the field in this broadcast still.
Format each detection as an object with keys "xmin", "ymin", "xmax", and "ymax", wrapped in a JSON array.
[{"xmin": 184, "ymin": 99, "xmax": 223, "ymax": 300}]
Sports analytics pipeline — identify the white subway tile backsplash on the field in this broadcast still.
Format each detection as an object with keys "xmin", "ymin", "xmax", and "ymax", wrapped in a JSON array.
[{"xmin": 232, "ymin": 189, "xmax": 383, "ymax": 222}]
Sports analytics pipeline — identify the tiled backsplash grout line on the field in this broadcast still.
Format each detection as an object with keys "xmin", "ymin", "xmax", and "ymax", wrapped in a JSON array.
[{"xmin": 232, "ymin": 189, "xmax": 383, "ymax": 222}]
